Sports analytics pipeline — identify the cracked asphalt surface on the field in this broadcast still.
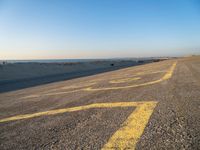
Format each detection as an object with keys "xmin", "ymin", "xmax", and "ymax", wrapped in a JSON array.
[{"xmin": 0, "ymin": 56, "xmax": 200, "ymax": 149}]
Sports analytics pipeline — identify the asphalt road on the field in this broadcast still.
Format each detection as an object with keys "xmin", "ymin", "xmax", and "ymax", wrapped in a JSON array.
[{"xmin": 0, "ymin": 57, "xmax": 200, "ymax": 150}]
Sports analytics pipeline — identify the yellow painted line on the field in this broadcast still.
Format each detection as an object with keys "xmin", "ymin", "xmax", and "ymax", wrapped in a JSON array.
[
  {"xmin": 109, "ymin": 77, "xmax": 141, "ymax": 84},
  {"xmin": 61, "ymin": 82, "xmax": 96, "ymax": 89},
  {"xmin": 44, "ymin": 89, "xmax": 84, "ymax": 96},
  {"xmin": 89, "ymin": 78, "xmax": 104, "ymax": 82},
  {"xmin": 84, "ymin": 62, "xmax": 177, "ymax": 91},
  {"xmin": 111, "ymin": 70, "xmax": 166, "ymax": 79},
  {"xmin": 21, "ymin": 89, "xmax": 83, "ymax": 99},
  {"xmin": 21, "ymin": 82, "xmax": 97, "ymax": 99},
  {"xmin": 135, "ymin": 70, "xmax": 166, "ymax": 76},
  {"xmin": 21, "ymin": 95, "xmax": 40, "ymax": 99},
  {"xmin": 0, "ymin": 101, "xmax": 157, "ymax": 149},
  {"xmin": 102, "ymin": 101, "xmax": 157, "ymax": 150}
]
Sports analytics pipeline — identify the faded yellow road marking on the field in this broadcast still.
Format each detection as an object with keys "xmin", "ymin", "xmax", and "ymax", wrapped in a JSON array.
[
  {"xmin": 109, "ymin": 77, "xmax": 141, "ymax": 84},
  {"xmin": 84, "ymin": 62, "xmax": 177, "ymax": 91},
  {"xmin": 21, "ymin": 62, "xmax": 176, "ymax": 98},
  {"xmin": 135, "ymin": 70, "xmax": 166, "ymax": 76},
  {"xmin": 61, "ymin": 82, "xmax": 96, "ymax": 89},
  {"xmin": 21, "ymin": 89, "xmax": 83, "ymax": 99},
  {"xmin": 0, "ymin": 101, "xmax": 157, "ymax": 149},
  {"xmin": 21, "ymin": 82, "xmax": 96, "ymax": 99}
]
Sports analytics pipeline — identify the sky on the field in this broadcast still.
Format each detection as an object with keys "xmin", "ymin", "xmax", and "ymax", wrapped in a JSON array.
[{"xmin": 0, "ymin": 0, "xmax": 200, "ymax": 59}]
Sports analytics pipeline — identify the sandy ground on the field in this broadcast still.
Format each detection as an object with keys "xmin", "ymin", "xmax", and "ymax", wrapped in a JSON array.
[{"xmin": 0, "ymin": 56, "xmax": 199, "ymax": 149}]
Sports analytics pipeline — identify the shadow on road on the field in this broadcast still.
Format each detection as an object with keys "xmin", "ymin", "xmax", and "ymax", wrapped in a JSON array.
[{"xmin": 0, "ymin": 64, "xmax": 140, "ymax": 93}]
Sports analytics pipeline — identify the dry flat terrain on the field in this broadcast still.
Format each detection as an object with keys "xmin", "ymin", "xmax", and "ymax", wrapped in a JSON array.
[{"xmin": 0, "ymin": 56, "xmax": 200, "ymax": 149}]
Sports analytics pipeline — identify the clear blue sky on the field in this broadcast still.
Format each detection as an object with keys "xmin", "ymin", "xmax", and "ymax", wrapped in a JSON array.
[{"xmin": 0, "ymin": 0, "xmax": 200, "ymax": 59}]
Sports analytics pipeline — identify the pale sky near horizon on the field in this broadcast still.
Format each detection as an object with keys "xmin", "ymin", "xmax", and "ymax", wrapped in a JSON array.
[{"xmin": 0, "ymin": 0, "xmax": 200, "ymax": 60}]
